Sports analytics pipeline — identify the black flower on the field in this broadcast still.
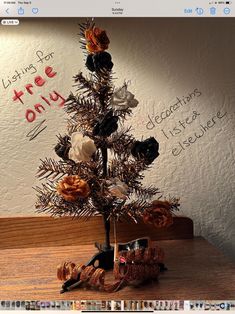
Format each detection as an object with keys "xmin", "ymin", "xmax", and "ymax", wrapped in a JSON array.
[
  {"xmin": 86, "ymin": 52, "xmax": 113, "ymax": 72},
  {"xmin": 86, "ymin": 54, "xmax": 95, "ymax": 71},
  {"xmin": 54, "ymin": 135, "xmax": 71, "ymax": 160},
  {"xmin": 93, "ymin": 111, "xmax": 118, "ymax": 137},
  {"xmin": 131, "ymin": 137, "xmax": 159, "ymax": 164}
]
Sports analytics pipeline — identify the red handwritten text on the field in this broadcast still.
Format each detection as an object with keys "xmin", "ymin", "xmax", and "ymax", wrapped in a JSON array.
[{"xmin": 12, "ymin": 66, "xmax": 65, "ymax": 123}]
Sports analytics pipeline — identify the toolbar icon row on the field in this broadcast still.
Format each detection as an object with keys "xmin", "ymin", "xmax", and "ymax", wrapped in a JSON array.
[
  {"xmin": 184, "ymin": 7, "xmax": 231, "ymax": 15},
  {"xmin": 18, "ymin": 7, "xmax": 39, "ymax": 15},
  {"xmin": 4, "ymin": 7, "xmax": 39, "ymax": 15}
]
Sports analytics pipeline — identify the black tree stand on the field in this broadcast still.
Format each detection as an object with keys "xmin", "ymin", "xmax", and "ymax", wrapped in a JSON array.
[
  {"xmin": 61, "ymin": 146, "xmax": 114, "ymax": 293},
  {"xmin": 60, "ymin": 216, "xmax": 167, "ymax": 293}
]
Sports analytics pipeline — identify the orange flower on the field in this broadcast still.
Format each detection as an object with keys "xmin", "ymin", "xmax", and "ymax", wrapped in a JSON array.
[
  {"xmin": 57, "ymin": 175, "xmax": 90, "ymax": 202},
  {"xmin": 143, "ymin": 200, "xmax": 173, "ymax": 228},
  {"xmin": 152, "ymin": 200, "xmax": 172, "ymax": 210},
  {"xmin": 85, "ymin": 27, "xmax": 110, "ymax": 53}
]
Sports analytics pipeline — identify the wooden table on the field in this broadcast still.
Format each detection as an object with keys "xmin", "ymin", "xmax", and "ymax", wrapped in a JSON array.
[{"xmin": 1, "ymin": 237, "xmax": 235, "ymax": 300}]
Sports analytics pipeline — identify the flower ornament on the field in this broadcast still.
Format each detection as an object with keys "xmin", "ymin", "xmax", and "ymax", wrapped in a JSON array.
[
  {"xmin": 106, "ymin": 177, "xmax": 128, "ymax": 200},
  {"xmin": 85, "ymin": 27, "xmax": 110, "ymax": 53},
  {"xmin": 86, "ymin": 52, "xmax": 113, "ymax": 72},
  {"xmin": 54, "ymin": 135, "xmax": 71, "ymax": 160},
  {"xmin": 57, "ymin": 175, "xmax": 91, "ymax": 202},
  {"xmin": 131, "ymin": 137, "xmax": 159, "ymax": 165},
  {"xmin": 93, "ymin": 111, "xmax": 118, "ymax": 137},
  {"xmin": 68, "ymin": 132, "xmax": 96, "ymax": 162},
  {"xmin": 111, "ymin": 84, "xmax": 139, "ymax": 110},
  {"xmin": 143, "ymin": 200, "xmax": 173, "ymax": 228}
]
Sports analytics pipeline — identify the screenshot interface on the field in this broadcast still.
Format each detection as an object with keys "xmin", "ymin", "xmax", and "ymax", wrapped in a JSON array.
[{"xmin": 0, "ymin": 0, "xmax": 235, "ymax": 313}]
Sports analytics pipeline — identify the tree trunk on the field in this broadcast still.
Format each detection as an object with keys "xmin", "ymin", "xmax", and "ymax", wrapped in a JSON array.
[
  {"xmin": 101, "ymin": 146, "xmax": 111, "ymax": 250},
  {"xmin": 103, "ymin": 212, "xmax": 111, "ymax": 250}
]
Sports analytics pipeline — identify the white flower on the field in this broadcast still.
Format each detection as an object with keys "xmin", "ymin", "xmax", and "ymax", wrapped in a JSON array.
[
  {"xmin": 69, "ymin": 132, "xmax": 96, "ymax": 162},
  {"xmin": 111, "ymin": 84, "xmax": 139, "ymax": 110},
  {"xmin": 106, "ymin": 177, "xmax": 128, "ymax": 200}
]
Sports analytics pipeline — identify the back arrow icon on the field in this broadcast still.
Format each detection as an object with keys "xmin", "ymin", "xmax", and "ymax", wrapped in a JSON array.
[{"xmin": 6, "ymin": 8, "xmax": 9, "ymax": 14}]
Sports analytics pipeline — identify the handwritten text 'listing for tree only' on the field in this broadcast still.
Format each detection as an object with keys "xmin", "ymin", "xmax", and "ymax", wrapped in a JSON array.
[
  {"xmin": 2, "ymin": 50, "xmax": 66, "ymax": 140},
  {"xmin": 9, "ymin": 50, "xmax": 65, "ymax": 123},
  {"xmin": 12, "ymin": 65, "xmax": 65, "ymax": 123}
]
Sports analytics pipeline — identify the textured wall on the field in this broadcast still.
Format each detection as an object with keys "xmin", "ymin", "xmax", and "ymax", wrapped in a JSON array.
[{"xmin": 0, "ymin": 18, "xmax": 234, "ymax": 260}]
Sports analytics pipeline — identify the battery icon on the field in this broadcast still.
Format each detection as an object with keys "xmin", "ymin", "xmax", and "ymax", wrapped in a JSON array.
[{"xmin": 226, "ymin": 1, "xmax": 231, "ymax": 3}]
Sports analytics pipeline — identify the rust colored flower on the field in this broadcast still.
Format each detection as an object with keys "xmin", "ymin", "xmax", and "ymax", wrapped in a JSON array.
[
  {"xmin": 143, "ymin": 200, "xmax": 173, "ymax": 228},
  {"xmin": 57, "ymin": 175, "xmax": 90, "ymax": 202},
  {"xmin": 85, "ymin": 27, "xmax": 110, "ymax": 53},
  {"xmin": 152, "ymin": 200, "xmax": 172, "ymax": 210}
]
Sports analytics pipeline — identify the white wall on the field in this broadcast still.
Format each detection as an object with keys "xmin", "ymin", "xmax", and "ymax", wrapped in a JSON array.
[{"xmin": 0, "ymin": 18, "xmax": 234, "ymax": 260}]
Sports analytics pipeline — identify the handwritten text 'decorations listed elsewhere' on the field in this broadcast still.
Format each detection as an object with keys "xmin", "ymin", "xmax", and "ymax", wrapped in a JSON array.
[{"xmin": 145, "ymin": 89, "xmax": 227, "ymax": 157}]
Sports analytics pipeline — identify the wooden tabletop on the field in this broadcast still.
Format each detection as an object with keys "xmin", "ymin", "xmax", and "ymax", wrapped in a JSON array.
[{"xmin": 1, "ymin": 237, "xmax": 235, "ymax": 300}]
